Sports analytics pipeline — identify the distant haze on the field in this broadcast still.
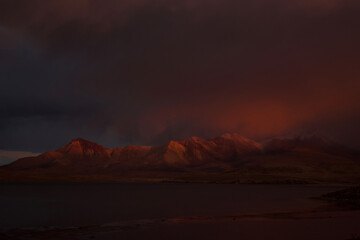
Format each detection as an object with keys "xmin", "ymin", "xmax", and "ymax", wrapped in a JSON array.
[{"xmin": 0, "ymin": 0, "xmax": 359, "ymax": 152}]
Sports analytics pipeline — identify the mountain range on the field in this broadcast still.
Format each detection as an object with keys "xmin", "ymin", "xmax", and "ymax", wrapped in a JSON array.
[{"xmin": 1, "ymin": 134, "xmax": 359, "ymax": 184}]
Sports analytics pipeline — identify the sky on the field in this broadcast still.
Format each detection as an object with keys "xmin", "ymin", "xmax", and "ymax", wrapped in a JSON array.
[{"xmin": 1, "ymin": 0, "xmax": 360, "ymax": 152}]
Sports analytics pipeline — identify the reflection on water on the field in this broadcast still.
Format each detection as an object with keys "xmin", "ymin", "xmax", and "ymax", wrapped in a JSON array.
[{"xmin": 0, "ymin": 183, "xmax": 341, "ymax": 229}]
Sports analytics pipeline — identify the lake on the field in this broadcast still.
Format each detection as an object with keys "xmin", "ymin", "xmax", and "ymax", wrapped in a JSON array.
[{"xmin": 0, "ymin": 183, "xmax": 359, "ymax": 239}]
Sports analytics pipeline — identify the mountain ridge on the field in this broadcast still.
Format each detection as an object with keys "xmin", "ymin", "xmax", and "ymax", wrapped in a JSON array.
[{"xmin": 1, "ymin": 133, "xmax": 360, "ymax": 184}]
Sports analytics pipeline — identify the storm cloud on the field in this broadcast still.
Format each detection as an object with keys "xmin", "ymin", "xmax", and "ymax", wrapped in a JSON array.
[{"xmin": 1, "ymin": 0, "xmax": 360, "ymax": 151}]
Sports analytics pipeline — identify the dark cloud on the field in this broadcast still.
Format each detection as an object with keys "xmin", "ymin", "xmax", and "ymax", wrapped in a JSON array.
[{"xmin": 0, "ymin": 0, "xmax": 360, "ymax": 151}]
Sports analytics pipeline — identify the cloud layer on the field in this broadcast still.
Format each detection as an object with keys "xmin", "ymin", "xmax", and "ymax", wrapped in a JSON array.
[{"xmin": 1, "ymin": 0, "xmax": 360, "ymax": 151}]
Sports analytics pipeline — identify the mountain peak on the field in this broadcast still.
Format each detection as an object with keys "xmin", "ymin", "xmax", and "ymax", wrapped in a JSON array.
[
  {"xmin": 188, "ymin": 136, "xmax": 202, "ymax": 141},
  {"xmin": 70, "ymin": 137, "xmax": 88, "ymax": 143},
  {"xmin": 263, "ymin": 134, "xmax": 350, "ymax": 155},
  {"xmin": 183, "ymin": 136, "xmax": 205, "ymax": 144},
  {"xmin": 69, "ymin": 137, "xmax": 98, "ymax": 144},
  {"xmin": 220, "ymin": 133, "xmax": 247, "ymax": 140},
  {"xmin": 220, "ymin": 133, "xmax": 239, "ymax": 138},
  {"xmin": 219, "ymin": 133, "xmax": 260, "ymax": 145},
  {"xmin": 167, "ymin": 140, "xmax": 186, "ymax": 150},
  {"xmin": 59, "ymin": 138, "xmax": 107, "ymax": 155}
]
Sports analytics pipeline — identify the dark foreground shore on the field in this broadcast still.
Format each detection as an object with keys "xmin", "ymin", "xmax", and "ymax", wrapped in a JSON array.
[
  {"xmin": 2, "ymin": 209, "xmax": 360, "ymax": 240},
  {"xmin": 1, "ymin": 184, "xmax": 359, "ymax": 240}
]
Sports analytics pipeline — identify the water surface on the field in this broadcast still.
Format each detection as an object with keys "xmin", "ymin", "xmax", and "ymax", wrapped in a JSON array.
[{"xmin": 0, "ymin": 183, "xmax": 341, "ymax": 229}]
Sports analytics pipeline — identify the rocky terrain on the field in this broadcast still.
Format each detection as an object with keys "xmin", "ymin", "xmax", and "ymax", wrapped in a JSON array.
[{"xmin": 1, "ymin": 134, "xmax": 359, "ymax": 183}]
